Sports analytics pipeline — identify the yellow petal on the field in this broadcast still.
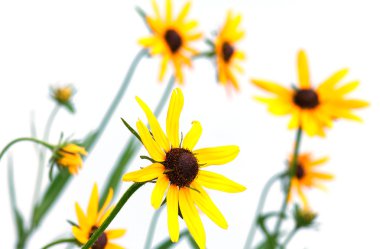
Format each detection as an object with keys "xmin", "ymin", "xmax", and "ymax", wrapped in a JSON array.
[
  {"xmin": 309, "ymin": 172, "xmax": 334, "ymax": 180},
  {"xmin": 87, "ymin": 184, "xmax": 99, "ymax": 225},
  {"xmin": 98, "ymin": 188, "xmax": 113, "ymax": 220},
  {"xmin": 151, "ymin": 0, "xmax": 161, "ymax": 20},
  {"xmin": 182, "ymin": 121, "xmax": 202, "ymax": 150},
  {"xmin": 194, "ymin": 145, "xmax": 239, "ymax": 167},
  {"xmin": 310, "ymin": 157, "xmax": 329, "ymax": 167},
  {"xmin": 197, "ymin": 170, "xmax": 246, "ymax": 193},
  {"xmin": 318, "ymin": 68, "xmax": 349, "ymax": 92},
  {"xmin": 105, "ymin": 242, "xmax": 125, "ymax": 249},
  {"xmin": 159, "ymin": 55, "xmax": 170, "ymax": 82},
  {"xmin": 251, "ymin": 79, "xmax": 291, "ymax": 96},
  {"xmin": 166, "ymin": 88, "xmax": 184, "ymax": 147},
  {"xmin": 106, "ymin": 229, "xmax": 126, "ymax": 239},
  {"xmin": 75, "ymin": 202, "xmax": 89, "ymax": 230},
  {"xmin": 167, "ymin": 185, "xmax": 180, "ymax": 242},
  {"xmin": 178, "ymin": 188, "xmax": 206, "ymax": 249},
  {"xmin": 191, "ymin": 182, "xmax": 228, "ymax": 229},
  {"xmin": 136, "ymin": 96, "xmax": 170, "ymax": 152},
  {"xmin": 165, "ymin": 0, "xmax": 172, "ymax": 22},
  {"xmin": 99, "ymin": 206, "xmax": 113, "ymax": 225},
  {"xmin": 136, "ymin": 120, "xmax": 166, "ymax": 161},
  {"xmin": 122, "ymin": 163, "xmax": 164, "ymax": 182},
  {"xmin": 151, "ymin": 175, "xmax": 170, "ymax": 209},
  {"xmin": 296, "ymin": 184, "xmax": 309, "ymax": 207},
  {"xmin": 176, "ymin": 2, "xmax": 191, "ymax": 23},
  {"xmin": 297, "ymin": 50, "xmax": 311, "ymax": 88},
  {"xmin": 335, "ymin": 80, "xmax": 360, "ymax": 96},
  {"xmin": 72, "ymin": 226, "xmax": 88, "ymax": 244}
]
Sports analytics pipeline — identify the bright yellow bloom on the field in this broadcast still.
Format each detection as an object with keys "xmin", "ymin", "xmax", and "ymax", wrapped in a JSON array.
[
  {"xmin": 52, "ymin": 85, "xmax": 74, "ymax": 103},
  {"xmin": 72, "ymin": 184, "xmax": 126, "ymax": 249},
  {"xmin": 288, "ymin": 153, "xmax": 333, "ymax": 207},
  {"xmin": 139, "ymin": 0, "xmax": 202, "ymax": 84},
  {"xmin": 123, "ymin": 88, "xmax": 245, "ymax": 249},
  {"xmin": 252, "ymin": 50, "xmax": 369, "ymax": 136},
  {"xmin": 214, "ymin": 11, "xmax": 245, "ymax": 91},
  {"xmin": 56, "ymin": 144, "xmax": 87, "ymax": 174}
]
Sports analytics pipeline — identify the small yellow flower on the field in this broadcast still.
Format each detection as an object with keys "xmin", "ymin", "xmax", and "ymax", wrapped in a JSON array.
[
  {"xmin": 56, "ymin": 144, "xmax": 87, "ymax": 175},
  {"xmin": 214, "ymin": 11, "xmax": 245, "ymax": 91},
  {"xmin": 252, "ymin": 50, "xmax": 369, "ymax": 136},
  {"xmin": 123, "ymin": 88, "xmax": 245, "ymax": 249},
  {"xmin": 51, "ymin": 85, "xmax": 74, "ymax": 103},
  {"xmin": 139, "ymin": 0, "xmax": 202, "ymax": 84},
  {"xmin": 288, "ymin": 153, "xmax": 333, "ymax": 207},
  {"xmin": 72, "ymin": 184, "xmax": 126, "ymax": 249}
]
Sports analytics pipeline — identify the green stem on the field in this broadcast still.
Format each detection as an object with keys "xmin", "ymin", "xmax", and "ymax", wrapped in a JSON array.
[
  {"xmin": 273, "ymin": 127, "xmax": 303, "ymax": 244},
  {"xmin": 82, "ymin": 182, "xmax": 145, "ymax": 249},
  {"xmin": 144, "ymin": 205, "xmax": 165, "ymax": 249},
  {"xmin": 280, "ymin": 228, "xmax": 298, "ymax": 248},
  {"xmin": 243, "ymin": 171, "xmax": 285, "ymax": 249},
  {"xmin": 33, "ymin": 105, "xmax": 60, "ymax": 208},
  {"xmin": 87, "ymin": 49, "xmax": 148, "ymax": 151},
  {"xmin": 0, "ymin": 137, "xmax": 54, "ymax": 161},
  {"xmin": 41, "ymin": 238, "xmax": 77, "ymax": 249}
]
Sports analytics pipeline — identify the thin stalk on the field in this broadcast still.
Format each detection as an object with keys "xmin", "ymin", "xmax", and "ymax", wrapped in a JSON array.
[
  {"xmin": 243, "ymin": 171, "xmax": 285, "ymax": 249},
  {"xmin": 82, "ymin": 182, "xmax": 145, "ymax": 249},
  {"xmin": 144, "ymin": 205, "xmax": 165, "ymax": 249},
  {"xmin": 280, "ymin": 228, "xmax": 297, "ymax": 248},
  {"xmin": 41, "ymin": 238, "xmax": 77, "ymax": 249},
  {"xmin": 87, "ymin": 49, "xmax": 148, "ymax": 151},
  {"xmin": 0, "ymin": 138, "xmax": 54, "ymax": 161},
  {"xmin": 33, "ymin": 105, "xmax": 60, "ymax": 208},
  {"xmin": 273, "ymin": 127, "xmax": 303, "ymax": 243}
]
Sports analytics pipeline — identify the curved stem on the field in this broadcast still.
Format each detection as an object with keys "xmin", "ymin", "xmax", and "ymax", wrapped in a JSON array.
[
  {"xmin": 33, "ymin": 105, "xmax": 60, "ymax": 207},
  {"xmin": 144, "ymin": 205, "xmax": 165, "ymax": 249},
  {"xmin": 273, "ymin": 127, "xmax": 303, "ymax": 243},
  {"xmin": 243, "ymin": 171, "xmax": 285, "ymax": 249},
  {"xmin": 0, "ymin": 137, "xmax": 54, "ymax": 161},
  {"xmin": 41, "ymin": 238, "xmax": 77, "ymax": 249},
  {"xmin": 83, "ymin": 182, "xmax": 145, "ymax": 249},
  {"xmin": 280, "ymin": 228, "xmax": 297, "ymax": 248},
  {"xmin": 87, "ymin": 49, "xmax": 148, "ymax": 151}
]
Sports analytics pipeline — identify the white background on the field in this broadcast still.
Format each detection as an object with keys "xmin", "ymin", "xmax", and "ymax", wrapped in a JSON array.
[{"xmin": 0, "ymin": 0, "xmax": 378, "ymax": 248}]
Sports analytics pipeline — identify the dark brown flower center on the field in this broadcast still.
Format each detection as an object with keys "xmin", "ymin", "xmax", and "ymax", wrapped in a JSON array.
[
  {"xmin": 222, "ymin": 42, "xmax": 235, "ymax": 62},
  {"xmin": 163, "ymin": 148, "xmax": 199, "ymax": 187},
  {"xmin": 293, "ymin": 89, "xmax": 319, "ymax": 109},
  {"xmin": 295, "ymin": 164, "xmax": 305, "ymax": 179},
  {"xmin": 89, "ymin": 226, "xmax": 108, "ymax": 249},
  {"xmin": 164, "ymin": 29, "xmax": 182, "ymax": 53}
]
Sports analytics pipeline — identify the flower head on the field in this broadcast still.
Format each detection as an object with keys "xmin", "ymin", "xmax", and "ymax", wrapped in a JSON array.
[
  {"xmin": 51, "ymin": 85, "xmax": 75, "ymax": 113},
  {"xmin": 139, "ymin": 0, "xmax": 202, "ymax": 84},
  {"xmin": 72, "ymin": 184, "xmax": 126, "ymax": 249},
  {"xmin": 213, "ymin": 11, "xmax": 245, "ymax": 91},
  {"xmin": 288, "ymin": 153, "xmax": 333, "ymax": 207},
  {"xmin": 122, "ymin": 88, "xmax": 245, "ymax": 249},
  {"xmin": 55, "ymin": 143, "xmax": 87, "ymax": 174},
  {"xmin": 293, "ymin": 204, "xmax": 318, "ymax": 229},
  {"xmin": 252, "ymin": 50, "xmax": 368, "ymax": 136}
]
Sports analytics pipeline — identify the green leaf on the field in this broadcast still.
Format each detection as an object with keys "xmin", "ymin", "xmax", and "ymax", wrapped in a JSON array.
[
  {"xmin": 154, "ymin": 230, "xmax": 189, "ymax": 249},
  {"xmin": 81, "ymin": 130, "xmax": 99, "ymax": 150},
  {"xmin": 7, "ymin": 157, "xmax": 25, "ymax": 239},
  {"xmin": 121, "ymin": 117, "xmax": 142, "ymax": 143}
]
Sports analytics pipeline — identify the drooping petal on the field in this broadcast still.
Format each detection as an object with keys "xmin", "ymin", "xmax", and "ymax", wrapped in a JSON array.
[
  {"xmin": 166, "ymin": 88, "xmax": 184, "ymax": 147},
  {"xmin": 136, "ymin": 96, "xmax": 170, "ymax": 152},
  {"xmin": 167, "ymin": 185, "xmax": 180, "ymax": 242},
  {"xmin": 136, "ymin": 120, "xmax": 166, "ymax": 161},
  {"xmin": 159, "ymin": 55, "xmax": 170, "ymax": 82},
  {"xmin": 191, "ymin": 182, "xmax": 228, "ymax": 229},
  {"xmin": 297, "ymin": 50, "xmax": 311, "ymax": 88},
  {"xmin": 122, "ymin": 163, "xmax": 164, "ymax": 182},
  {"xmin": 197, "ymin": 170, "xmax": 246, "ymax": 193},
  {"xmin": 87, "ymin": 184, "xmax": 99, "ymax": 225},
  {"xmin": 182, "ymin": 121, "xmax": 202, "ymax": 150},
  {"xmin": 151, "ymin": 175, "xmax": 170, "ymax": 209},
  {"xmin": 296, "ymin": 184, "xmax": 309, "ymax": 207},
  {"xmin": 194, "ymin": 145, "xmax": 239, "ymax": 167},
  {"xmin": 179, "ymin": 188, "xmax": 206, "ymax": 249}
]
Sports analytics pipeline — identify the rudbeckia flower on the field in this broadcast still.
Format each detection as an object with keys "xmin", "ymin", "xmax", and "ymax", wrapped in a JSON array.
[
  {"xmin": 214, "ymin": 11, "xmax": 245, "ymax": 91},
  {"xmin": 288, "ymin": 153, "xmax": 333, "ymax": 207},
  {"xmin": 72, "ymin": 184, "xmax": 126, "ymax": 249},
  {"xmin": 139, "ymin": 0, "xmax": 202, "ymax": 84},
  {"xmin": 252, "ymin": 50, "xmax": 369, "ymax": 136},
  {"xmin": 55, "ymin": 143, "xmax": 87, "ymax": 174},
  {"xmin": 122, "ymin": 88, "xmax": 246, "ymax": 249}
]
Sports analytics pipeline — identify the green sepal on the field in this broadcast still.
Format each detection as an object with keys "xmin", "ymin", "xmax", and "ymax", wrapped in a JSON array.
[
  {"xmin": 67, "ymin": 219, "xmax": 79, "ymax": 228},
  {"xmin": 121, "ymin": 117, "xmax": 142, "ymax": 143},
  {"xmin": 205, "ymin": 38, "xmax": 215, "ymax": 48},
  {"xmin": 140, "ymin": 155, "xmax": 158, "ymax": 163},
  {"xmin": 63, "ymin": 102, "xmax": 75, "ymax": 114}
]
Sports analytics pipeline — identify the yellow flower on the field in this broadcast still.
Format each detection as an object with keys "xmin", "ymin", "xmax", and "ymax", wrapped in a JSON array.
[
  {"xmin": 122, "ymin": 88, "xmax": 245, "ymax": 249},
  {"xmin": 214, "ymin": 11, "xmax": 245, "ymax": 91},
  {"xmin": 51, "ymin": 85, "xmax": 74, "ymax": 103},
  {"xmin": 139, "ymin": 0, "xmax": 202, "ymax": 84},
  {"xmin": 56, "ymin": 144, "xmax": 87, "ymax": 174},
  {"xmin": 252, "ymin": 50, "xmax": 369, "ymax": 136},
  {"xmin": 72, "ymin": 184, "xmax": 126, "ymax": 249},
  {"xmin": 288, "ymin": 153, "xmax": 333, "ymax": 207}
]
